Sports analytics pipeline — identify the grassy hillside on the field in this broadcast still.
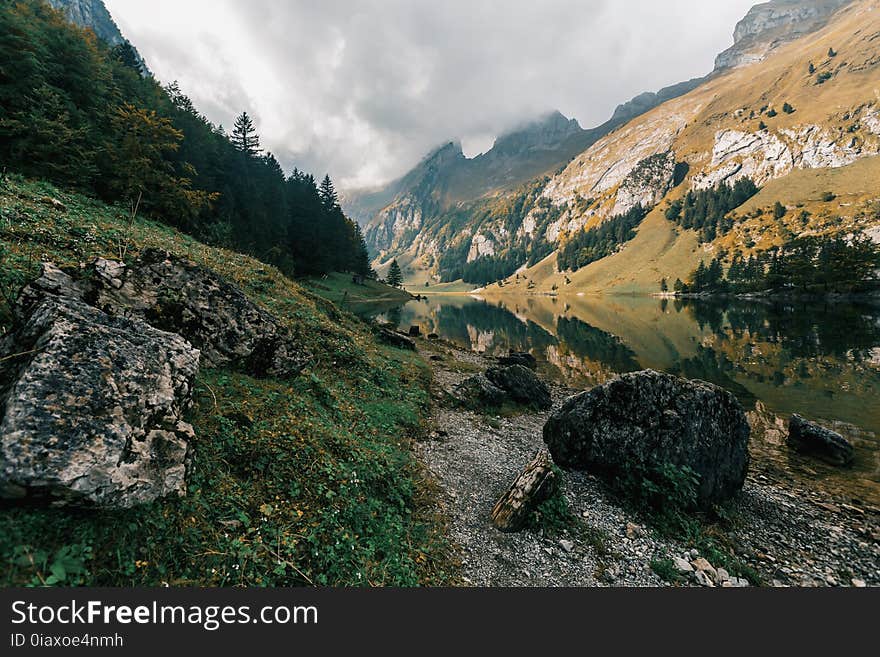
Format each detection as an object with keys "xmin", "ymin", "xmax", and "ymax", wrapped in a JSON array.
[
  {"xmin": 451, "ymin": 0, "xmax": 880, "ymax": 296},
  {"xmin": 485, "ymin": 154, "xmax": 880, "ymax": 296},
  {"xmin": 303, "ymin": 271, "xmax": 413, "ymax": 306},
  {"xmin": 0, "ymin": 175, "xmax": 456, "ymax": 587}
]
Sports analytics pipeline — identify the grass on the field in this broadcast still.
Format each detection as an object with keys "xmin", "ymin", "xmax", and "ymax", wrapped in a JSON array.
[
  {"xmin": 0, "ymin": 175, "xmax": 457, "ymax": 587},
  {"xmin": 303, "ymin": 271, "xmax": 413, "ymax": 307}
]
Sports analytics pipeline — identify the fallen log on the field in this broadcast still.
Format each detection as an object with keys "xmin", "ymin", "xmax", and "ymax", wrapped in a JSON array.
[{"xmin": 491, "ymin": 450, "xmax": 559, "ymax": 532}]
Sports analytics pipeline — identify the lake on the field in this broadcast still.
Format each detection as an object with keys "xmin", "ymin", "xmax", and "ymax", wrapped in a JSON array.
[{"xmin": 360, "ymin": 293, "xmax": 880, "ymax": 502}]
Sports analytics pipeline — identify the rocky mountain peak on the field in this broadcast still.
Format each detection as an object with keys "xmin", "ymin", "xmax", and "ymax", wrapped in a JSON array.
[
  {"xmin": 487, "ymin": 111, "xmax": 583, "ymax": 157},
  {"xmin": 714, "ymin": 0, "xmax": 852, "ymax": 70}
]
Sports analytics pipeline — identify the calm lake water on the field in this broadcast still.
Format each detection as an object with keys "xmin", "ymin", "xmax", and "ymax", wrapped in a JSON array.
[{"xmin": 359, "ymin": 293, "xmax": 880, "ymax": 500}]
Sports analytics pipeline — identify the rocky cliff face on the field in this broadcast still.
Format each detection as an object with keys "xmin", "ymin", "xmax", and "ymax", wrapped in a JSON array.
[
  {"xmin": 714, "ymin": 0, "xmax": 852, "ymax": 70},
  {"xmin": 47, "ymin": 0, "xmax": 148, "ymax": 72},
  {"xmin": 47, "ymin": 0, "xmax": 125, "ymax": 45},
  {"xmin": 363, "ymin": 141, "xmax": 465, "ymax": 254}
]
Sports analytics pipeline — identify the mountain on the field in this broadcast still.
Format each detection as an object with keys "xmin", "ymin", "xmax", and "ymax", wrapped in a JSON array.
[
  {"xmin": 357, "ymin": 111, "xmax": 606, "ymax": 256},
  {"xmin": 715, "ymin": 0, "xmax": 852, "ymax": 70},
  {"xmin": 46, "ymin": 0, "xmax": 148, "ymax": 72},
  {"xmin": 359, "ymin": 0, "xmax": 876, "ymax": 289},
  {"xmin": 481, "ymin": 0, "xmax": 878, "ymax": 296}
]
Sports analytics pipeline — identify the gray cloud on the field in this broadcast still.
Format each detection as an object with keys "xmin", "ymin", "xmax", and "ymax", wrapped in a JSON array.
[{"xmin": 104, "ymin": 0, "xmax": 755, "ymax": 188}]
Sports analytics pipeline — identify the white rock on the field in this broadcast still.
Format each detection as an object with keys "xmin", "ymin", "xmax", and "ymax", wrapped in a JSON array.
[
  {"xmin": 673, "ymin": 557, "xmax": 694, "ymax": 573},
  {"xmin": 851, "ymin": 578, "xmax": 866, "ymax": 588},
  {"xmin": 694, "ymin": 570, "xmax": 715, "ymax": 587},
  {"xmin": 559, "ymin": 539, "xmax": 574, "ymax": 553}
]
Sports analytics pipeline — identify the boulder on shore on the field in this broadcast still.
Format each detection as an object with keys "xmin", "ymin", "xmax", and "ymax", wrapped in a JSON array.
[
  {"xmin": 543, "ymin": 370, "xmax": 750, "ymax": 506},
  {"xmin": 0, "ymin": 296, "xmax": 199, "ymax": 507},
  {"xmin": 498, "ymin": 351, "xmax": 538, "ymax": 370},
  {"xmin": 787, "ymin": 414, "xmax": 854, "ymax": 466},
  {"xmin": 486, "ymin": 364, "xmax": 552, "ymax": 411},
  {"xmin": 454, "ymin": 374, "xmax": 508, "ymax": 409}
]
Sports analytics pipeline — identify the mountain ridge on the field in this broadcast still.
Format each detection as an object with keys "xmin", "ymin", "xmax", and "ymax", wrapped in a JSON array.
[
  {"xmin": 352, "ymin": 1, "xmax": 859, "ymax": 274},
  {"xmin": 362, "ymin": 0, "xmax": 879, "ymax": 292}
]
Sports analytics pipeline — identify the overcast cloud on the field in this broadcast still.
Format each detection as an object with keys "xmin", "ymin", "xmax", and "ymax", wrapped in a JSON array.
[{"xmin": 103, "ymin": 0, "xmax": 755, "ymax": 189}]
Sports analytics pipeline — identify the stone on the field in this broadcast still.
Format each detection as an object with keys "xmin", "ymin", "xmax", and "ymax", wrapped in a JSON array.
[
  {"xmin": 851, "ymin": 578, "xmax": 866, "ymax": 588},
  {"xmin": 408, "ymin": 325, "xmax": 421, "ymax": 337},
  {"xmin": 673, "ymin": 557, "xmax": 694, "ymax": 573},
  {"xmin": 454, "ymin": 374, "xmax": 508, "ymax": 409},
  {"xmin": 40, "ymin": 196, "xmax": 66, "ymax": 212},
  {"xmin": 543, "ymin": 370, "xmax": 750, "ymax": 506},
  {"xmin": 559, "ymin": 539, "xmax": 574, "ymax": 553},
  {"xmin": 497, "ymin": 351, "xmax": 538, "ymax": 371},
  {"xmin": 19, "ymin": 252, "xmax": 310, "ymax": 378},
  {"xmin": 694, "ymin": 570, "xmax": 715, "ymax": 587},
  {"xmin": 427, "ymin": 333, "xmax": 440, "ymax": 340},
  {"xmin": 787, "ymin": 415, "xmax": 854, "ymax": 466},
  {"xmin": 0, "ymin": 296, "xmax": 199, "ymax": 507},
  {"xmin": 717, "ymin": 567, "xmax": 730, "ymax": 584},
  {"xmin": 626, "ymin": 522, "xmax": 644, "ymax": 539},
  {"xmin": 486, "ymin": 364, "xmax": 552, "ymax": 411},
  {"xmin": 376, "ymin": 327, "xmax": 416, "ymax": 351},
  {"xmin": 692, "ymin": 558, "xmax": 718, "ymax": 583}
]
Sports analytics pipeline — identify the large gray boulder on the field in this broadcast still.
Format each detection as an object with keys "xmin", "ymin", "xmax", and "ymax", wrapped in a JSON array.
[
  {"xmin": 787, "ymin": 415, "xmax": 854, "ymax": 466},
  {"xmin": 19, "ymin": 250, "xmax": 309, "ymax": 378},
  {"xmin": 0, "ymin": 296, "xmax": 199, "ymax": 507},
  {"xmin": 454, "ymin": 374, "xmax": 508, "ymax": 409},
  {"xmin": 543, "ymin": 370, "xmax": 750, "ymax": 506},
  {"xmin": 486, "ymin": 364, "xmax": 552, "ymax": 411}
]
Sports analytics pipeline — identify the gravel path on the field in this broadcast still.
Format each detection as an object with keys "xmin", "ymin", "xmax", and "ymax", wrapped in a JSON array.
[{"xmin": 416, "ymin": 338, "xmax": 880, "ymax": 587}]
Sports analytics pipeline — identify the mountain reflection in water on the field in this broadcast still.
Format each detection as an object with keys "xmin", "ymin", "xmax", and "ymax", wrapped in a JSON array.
[{"xmin": 361, "ymin": 293, "xmax": 880, "ymax": 492}]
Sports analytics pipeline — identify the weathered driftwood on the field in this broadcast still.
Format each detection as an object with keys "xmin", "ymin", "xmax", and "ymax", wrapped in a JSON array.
[{"xmin": 491, "ymin": 450, "xmax": 559, "ymax": 533}]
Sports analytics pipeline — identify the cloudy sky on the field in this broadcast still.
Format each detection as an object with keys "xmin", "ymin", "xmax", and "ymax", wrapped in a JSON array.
[{"xmin": 104, "ymin": 0, "xmax": 755, "ymax": 189}]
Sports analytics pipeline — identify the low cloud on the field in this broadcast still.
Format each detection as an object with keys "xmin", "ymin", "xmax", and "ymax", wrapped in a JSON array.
[{"xmin": 105, "ymin": 0, "xmax": 754, "ymax": 188}]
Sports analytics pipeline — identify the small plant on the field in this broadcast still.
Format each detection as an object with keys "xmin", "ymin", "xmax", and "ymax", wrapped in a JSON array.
[
  {"xmin": 821, "ymin": 191, "xmax": 836, "ymax": 202},
  {"xmin": 782, "ymin": 102, "xmax": 795, "ymax": 114},
  {"xmin": 766, "ymin": 108, "xmax": 778, "ymax": 118},
  {"xmin": 650, "ymin": 558, "xmax": 686, "ymax": 584},
  {"xmin": 526, "ymin": 465, "xmax": 574, "ymax": 536},
  {"xmin": 816, "ymin": 71, "xmax": 832, "ymax": 84},
  {"xmin": 11, "ymin": 544, "xmax": 93, "ymax": 587}
]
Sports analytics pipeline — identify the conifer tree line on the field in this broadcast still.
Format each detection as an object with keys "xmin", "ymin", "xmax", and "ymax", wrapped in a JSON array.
[
  {"xmin": 665, "ymin": 178, "xmax": 760, "ymax": 242},
  {"xmin": 556, "ymin": 205, "xmax": 648, "ymax": 273},
  {"xmin": 677, "ymin": 233, "xmax": 880, "ymax": 294},
  {"xmin": 0, "ymin": 0, "xmax": 372, "ymax": 278}
]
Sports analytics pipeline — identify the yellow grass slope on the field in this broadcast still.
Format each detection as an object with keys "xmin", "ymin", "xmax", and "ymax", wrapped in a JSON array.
[{"xmin": 486, "ymin": 0, "xmax": 880, "ymax": 295}]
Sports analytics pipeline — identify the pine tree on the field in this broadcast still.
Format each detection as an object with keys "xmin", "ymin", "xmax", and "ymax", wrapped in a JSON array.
[
  {"xmin": 318, "ymin": 174, "xmax": 338, "ymax": 210},
  {"xmin": 110, "ymin": 41, "xmax": 144, "ymax": 75},
  {"xmin": 232, "ymin": 111, "xmax": 260, "ymax": 156},
  {"xmin": 660, "ymin": 278, "xmax": 668, "ymax": 292},
  {"xmin": 808, "ymin": 62, "xmax": 815, "ymax": 74},
  {"xmin": 773, "ymin": 201, "xmax": 787, "ymax": 219},
  {"xmin": 387, "ymin": 260, "xmax": 403, "ymax": 288}
]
